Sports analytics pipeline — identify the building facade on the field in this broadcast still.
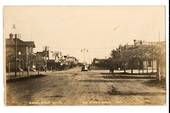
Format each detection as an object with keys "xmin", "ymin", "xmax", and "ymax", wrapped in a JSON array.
[{"xmin": 6, "ymin": 33, "xmax": 35, "ymax": 72}]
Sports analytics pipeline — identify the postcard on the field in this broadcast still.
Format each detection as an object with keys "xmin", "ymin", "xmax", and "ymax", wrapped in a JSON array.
[{"xmin": 4, "ymin": 6, "xmax": 166, "ymax": 105}]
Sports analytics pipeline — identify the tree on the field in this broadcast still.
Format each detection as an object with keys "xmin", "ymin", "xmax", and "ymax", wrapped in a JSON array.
[{"xmin": 110, "ymin": 41, "xmax": 165, "ymax": 78}]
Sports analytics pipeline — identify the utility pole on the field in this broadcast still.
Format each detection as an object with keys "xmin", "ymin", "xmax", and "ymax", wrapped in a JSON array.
[
  {"xmin": 12, "ymin": 24, "xmax": 18, "ymax": 77},
  {"xmin": 37, "ymin": 54, "xmax": 40, "ymax": 75},
  {"xmin": 157, "ymin": 31, "xmax": 161, "ymax": 81},
  {"xmin": 15, "ymin": 33, "xmax": 18, "ymax": 77},
  {"xmin": 12, "ymin": 24, "xmax": 22, "ymax": 77},
  {"xmin": 81, "ymin": 48, "xmax": 88, "ymax": 64},
  {"xmin": 44, "ymin": 46, "xmax": 49, "ymax": 72},
  {"xmin": 15, "ymin": 43, "xmax": 17, "ymax": 77}
]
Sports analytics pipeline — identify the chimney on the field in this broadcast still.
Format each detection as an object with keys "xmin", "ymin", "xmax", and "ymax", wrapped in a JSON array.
[
  {"xmin": 9, "ymin": 33, "xmax": 13, "ymax": 39},
  {"xmin": 134, "ymin": 39, "xmax": 136, "ymax": 46},
  {"xmin": 14, "ymin": 34, "xmax": 18, "ymax": 38}
]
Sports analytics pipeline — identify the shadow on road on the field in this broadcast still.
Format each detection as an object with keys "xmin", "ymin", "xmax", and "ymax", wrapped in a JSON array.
[
  {"xmin": 103, "ymin": 75, "xmax": 156, "ymax": 79},
  {"xmin": 100, "ymin": 72, "xmax": 157, "ymax": 75},
  {"xmin": 108, "ymin": 91, "xmax": 165, "ymax": 96},
  {"xmin": 143, "ymin": 79, "xmax": 166, "ymax": 89},
  {"xmin": 6, "ymin": 74, "xmax": 48, "ymax": 83},
  {"xmin": 44, "ymin": 95, "xmax": 64, "ymax": 98},
  {"xmin": 79, "ymin": 79, "xmax": 116, "ymax": 83}
]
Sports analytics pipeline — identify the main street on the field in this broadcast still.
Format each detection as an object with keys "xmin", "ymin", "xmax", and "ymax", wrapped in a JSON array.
[{"xmin": 6, "ymin": 67, "xmax": 165, "ymax": 105}]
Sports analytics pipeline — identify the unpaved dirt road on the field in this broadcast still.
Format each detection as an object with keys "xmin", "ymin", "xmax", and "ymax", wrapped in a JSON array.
[{"xmin": 6, "ymin": 67, "xmax": 166, "ymax": 105}]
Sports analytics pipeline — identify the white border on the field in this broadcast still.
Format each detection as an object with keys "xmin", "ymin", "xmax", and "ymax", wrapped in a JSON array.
[
  {"xmin": 0, "ymin": 0, "xmax": 169, "ymax": 113},
  {"xmin": 0, "ymin": 0, "xmax": 168, "ymax": 5}
]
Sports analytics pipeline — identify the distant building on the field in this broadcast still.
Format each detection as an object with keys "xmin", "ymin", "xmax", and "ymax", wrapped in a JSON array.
[
  {"xmin": 35, "ymin": 49, "xmax": 64, "ymax": 70},
  {"xmin": 91, "ymin": 58, "xmax": 111, "ymax": 70},
  {"xmin": 64, "ymin": 56, "xmax": 78, "ymax": 66},
  {"xmin": 92, "ymin": 58, "xmax": 106, "ymax": 65},
  {"xmin": 6, "ymin": 33, "xmax": 35, "ymax": 72},
  {"xmin": 35, "ymin": 51, "xmax": 47, "ymax": 71}
]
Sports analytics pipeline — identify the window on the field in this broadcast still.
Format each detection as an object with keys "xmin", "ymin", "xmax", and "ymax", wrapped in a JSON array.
[{"xmin": 148, "ymin": 61, "xmax": 152, "ymax": 67}]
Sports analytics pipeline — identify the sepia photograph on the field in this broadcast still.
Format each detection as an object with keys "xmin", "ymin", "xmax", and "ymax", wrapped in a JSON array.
[{"xmin": 3, "ymin": 6, "xmax": 166, "ymax": 106}]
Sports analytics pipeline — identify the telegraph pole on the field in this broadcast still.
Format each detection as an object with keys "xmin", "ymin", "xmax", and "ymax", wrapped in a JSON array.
[
  {"xmin": 11, "ymin": 24, "xmax": 18, "ymax": 77},
  {"xmin": 12, "ymin": 24, "xmax": 21, "ymax": 77},
  {"xmin": 15, "ymin": 33, "xmax": 18, "ymax": 77},
  {"xmin": 157, "ymin": 31, "xmax": 161, "ymax": 81},
  {"xmin": 81, "ymin": 48, "xmax": 88, "ymax": 64},
  {"xmin": 44, "ymin": 46, "xmax": 49, "ymax": 72}
]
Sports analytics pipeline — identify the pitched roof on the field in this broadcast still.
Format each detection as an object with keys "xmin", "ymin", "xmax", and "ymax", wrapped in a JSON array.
[
  {"xmin": 24, "ymin": 41, "xmax": 35, "ymax": 47},
  {"xmin": 6, "ymin": 38, "xmax": 35, "ymax": 48}
]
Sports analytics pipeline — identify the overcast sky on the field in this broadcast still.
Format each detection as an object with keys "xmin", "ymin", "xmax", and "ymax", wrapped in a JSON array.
[{"xmin": 4, "ymin": 6, "xmax": 165, "ymax": 63}]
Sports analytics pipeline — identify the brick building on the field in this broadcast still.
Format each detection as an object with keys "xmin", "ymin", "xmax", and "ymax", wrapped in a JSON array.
[{"xmin": 6, "ymin": 33, "xmax": 35, "ymax": 72}]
